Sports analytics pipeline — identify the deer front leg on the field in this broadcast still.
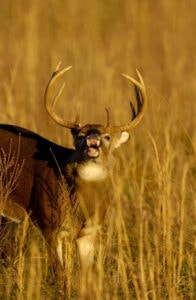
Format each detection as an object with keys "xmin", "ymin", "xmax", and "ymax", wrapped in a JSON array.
[
  {"xmin": 76, "ymin": 227, "xmax": 98, "ymax": 296},
  {"xmin": 76, "ymin": 216, "xmax": 101, "ymax": 273},
  {"xmin": 76, "ymin": 232, "xmax": 96, "ymax": 273}
]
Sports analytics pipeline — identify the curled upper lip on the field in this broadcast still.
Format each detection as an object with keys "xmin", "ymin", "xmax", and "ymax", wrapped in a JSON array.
[{"xmin": 86, "ymin": 139, "xmax": 101, "ymax": 148}]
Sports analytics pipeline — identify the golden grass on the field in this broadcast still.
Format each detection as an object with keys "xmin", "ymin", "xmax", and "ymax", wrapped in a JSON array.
[{"xmin": 0, "ymin": 0, "xmax": 195, "ymax": 299}]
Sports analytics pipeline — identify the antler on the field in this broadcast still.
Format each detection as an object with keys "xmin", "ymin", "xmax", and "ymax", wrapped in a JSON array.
[
  {"xmin": 44, "ymin": 62, "xmax": 81, "ymax": 129},
  {"xmin": 106, "ymin": 69, "xmax": 147, "ymax": 133},
  {"xmin": 45, "ymin": 64, "xmax": 147, "ymax": 132}
]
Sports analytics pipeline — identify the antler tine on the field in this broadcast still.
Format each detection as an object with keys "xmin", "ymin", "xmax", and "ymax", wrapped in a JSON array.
[
  {"xmin": 108, "ymin": 70, "xmax": 147, "ymax": 133},
  {"xmin": 74, "ymin": 110, "xmax": 81, "ymax": 127},
  {"xmin": 45, "ymin": 64, "xmax": 80, "ymax": 129},
  {"xmin": 105, "ymin": 107, "xmax": 111, "ymax": 127}
]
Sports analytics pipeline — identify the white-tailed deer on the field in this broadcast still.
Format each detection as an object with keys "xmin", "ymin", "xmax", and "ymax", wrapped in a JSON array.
[{"xmin": 0, "ymin": 64, "xmax": 147, "ymax": 292}]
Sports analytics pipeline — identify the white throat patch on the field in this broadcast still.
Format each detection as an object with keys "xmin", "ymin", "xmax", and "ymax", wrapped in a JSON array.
[{"xmin": 77, "ymin": 162, "xmax": 107, "ymax": 181}]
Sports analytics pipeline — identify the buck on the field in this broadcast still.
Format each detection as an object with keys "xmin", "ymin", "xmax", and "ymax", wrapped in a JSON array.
[{"xmin": 0, "ymin": 64, "xmax": 147, "ymax": 291}]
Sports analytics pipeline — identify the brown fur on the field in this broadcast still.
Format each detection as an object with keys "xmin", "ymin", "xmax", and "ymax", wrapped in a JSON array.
[{"xmin": 0, "ymin": 124, "xmax": 125, "ymax": 289}]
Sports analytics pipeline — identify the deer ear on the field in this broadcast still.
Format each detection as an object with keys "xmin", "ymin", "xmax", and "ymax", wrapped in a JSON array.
[{"xmin": 114, "ymin": 131, "xmax": 130, "ymax": 149}]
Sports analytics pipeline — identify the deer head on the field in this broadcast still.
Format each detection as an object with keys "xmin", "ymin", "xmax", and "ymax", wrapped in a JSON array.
[{"xmin": 44, "ymin": 63, "xmax": 147, "ymax": 165}]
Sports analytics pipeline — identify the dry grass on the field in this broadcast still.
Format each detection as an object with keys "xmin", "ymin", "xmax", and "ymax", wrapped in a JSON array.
[{"xmin": 0, "ymin": 0, "xmax": 195, "ymax": 299}]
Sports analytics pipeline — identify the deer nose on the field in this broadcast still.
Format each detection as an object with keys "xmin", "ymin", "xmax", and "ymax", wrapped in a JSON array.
[{"xmin": 86, "ymin": 134, "xmax": 101, "ymax": 147}]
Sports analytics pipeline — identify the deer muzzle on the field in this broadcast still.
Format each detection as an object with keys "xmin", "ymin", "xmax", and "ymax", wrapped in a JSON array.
[{"xmin": 86, "ymin": 134, "xmax": 101, "ymax": 158}]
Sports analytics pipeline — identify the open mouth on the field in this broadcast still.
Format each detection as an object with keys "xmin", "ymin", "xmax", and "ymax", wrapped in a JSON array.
[
  {"xmin": 87, "ymin": 145, "xmax": 100, "ymax": 158},
  {"xmin": 85, "ymin": 135, "xmax": 101, "ymax": 158}
]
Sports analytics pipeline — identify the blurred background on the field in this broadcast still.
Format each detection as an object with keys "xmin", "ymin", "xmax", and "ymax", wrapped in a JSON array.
[
  {"xmin": 0, "ymin": 0, "xmax": 195, "ymax": 147},
  {"xmin": 0, "ymin": 1, "xmax": 195, "ymax": 299}
]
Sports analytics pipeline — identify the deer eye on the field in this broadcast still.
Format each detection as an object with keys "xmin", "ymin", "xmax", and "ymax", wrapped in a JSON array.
[{"xmin": 104, "ymin": 134, "xmax": 111, "ymax": 141}]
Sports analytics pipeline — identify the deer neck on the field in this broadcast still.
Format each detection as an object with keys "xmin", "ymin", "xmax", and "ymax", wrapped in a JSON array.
[
  {"xmin": 75, "ymin": 156, "xmax": 113, "ymax": 182},
  {"xmin": 73, "ymin": 159, "xmax": 112, "ymax": 226}
]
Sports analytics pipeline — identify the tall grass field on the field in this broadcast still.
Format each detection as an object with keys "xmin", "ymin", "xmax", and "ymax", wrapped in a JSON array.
[{"xmin": 0, "ymin": 1, "xmax": 195, "ymax": 299}]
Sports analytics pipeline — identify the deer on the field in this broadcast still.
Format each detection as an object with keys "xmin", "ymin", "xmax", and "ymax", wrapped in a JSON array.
[{"xmin": 0, "ymin": 63, "xmax": 147, "ymax": 293}]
